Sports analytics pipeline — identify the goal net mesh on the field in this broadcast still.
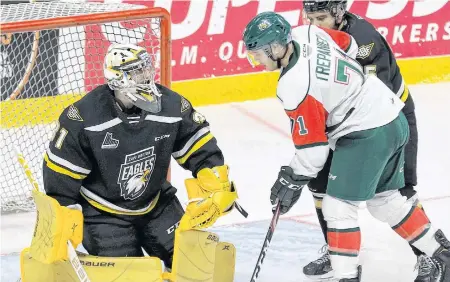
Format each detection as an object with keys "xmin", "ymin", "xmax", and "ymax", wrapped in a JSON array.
[{"xmin": 0, "ymin": 2, "xmax": 169, "ymax": 212}]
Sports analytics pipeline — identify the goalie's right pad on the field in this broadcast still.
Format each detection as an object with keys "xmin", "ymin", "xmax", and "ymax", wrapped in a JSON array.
[
  {"xmin": 29, "ymin": 189, "xmax": 83, "ymax": 264},
  {"xmin": 169, "ymin": 229, "xmax": 236, "ymax": 282},
  {"xmin": 21, "ymin": 248, "xmax": 164, "ymax": 282},
  {"xmin": 179, "ymin": 165, "xmax": 238, "ymax": 230}
]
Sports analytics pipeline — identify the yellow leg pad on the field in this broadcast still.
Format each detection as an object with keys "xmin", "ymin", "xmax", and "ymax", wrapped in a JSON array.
[
  {"xmin": 21, "ymin": 247, "xmax": 164, "ymax": 282},
  {"xmin": 30, "ymin": 189, "xmax": 83, "ymax": 263},
  {"xmin": 171, "ymin": 229, "xmax": 219, "ymax": 282},
  {"xmin": 213, "ymin": 242, "xmax": 236, "ymax": 282}
]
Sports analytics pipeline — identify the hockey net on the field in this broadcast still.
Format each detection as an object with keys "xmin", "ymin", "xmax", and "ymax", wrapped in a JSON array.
[{"xmin": 0, "ymin": 2, "xmax": 171, "ymax": 213}]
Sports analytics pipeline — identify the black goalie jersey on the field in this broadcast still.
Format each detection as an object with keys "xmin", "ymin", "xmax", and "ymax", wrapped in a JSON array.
[{"xmin": 43, "ymin": 84, "xmax": 224, "ymax": 215}]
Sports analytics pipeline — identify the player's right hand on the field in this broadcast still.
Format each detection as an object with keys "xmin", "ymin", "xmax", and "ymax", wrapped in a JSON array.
[{"xmin": 270, "ymin": 166, "xmax": 311, "ymax": 214}]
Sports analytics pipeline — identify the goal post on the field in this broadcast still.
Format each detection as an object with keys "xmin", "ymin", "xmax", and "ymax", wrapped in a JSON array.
[{"xmin": 0, "ymin": 2, "xmax": 171, "ymax": 212}]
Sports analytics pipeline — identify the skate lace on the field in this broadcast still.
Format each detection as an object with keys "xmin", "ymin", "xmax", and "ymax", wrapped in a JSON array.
[
  {"xmin": 313, "ymin": 245, "xmax": 330, "ymax": 264},
  {"xmin": 415, "ymin": 255, "xmax": 434, "ymax": 276}
]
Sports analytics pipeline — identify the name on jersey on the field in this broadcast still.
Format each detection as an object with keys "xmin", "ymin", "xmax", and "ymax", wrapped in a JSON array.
[
  {"xmin": 315, "ymin": 35, "xmax": 331, "ymax": 81},
  {"xmin": 117, "ymin": 147, "xmax": 156, "ymax": 201}
]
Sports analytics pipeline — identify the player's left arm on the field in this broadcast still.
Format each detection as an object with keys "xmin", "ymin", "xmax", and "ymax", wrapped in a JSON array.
[
  {"xmin": 286, "ymin": 94, "xmax": 330, "ymax": 178},
  {"xmin": 173, "ymin": 95, "xmax": 244, "ymax": 231},
  {"xmin": 271, "ymin": 91, "xmax": 330, "ymax": 214},
  {"xmin": 172, "ymin": 96, "xmax": 224, "ymax": 176}
]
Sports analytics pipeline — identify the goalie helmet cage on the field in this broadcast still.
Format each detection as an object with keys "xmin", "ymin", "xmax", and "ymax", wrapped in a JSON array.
[{"xmin": 0, "ymin": 2, "xmax": 171, "ymax": 213}]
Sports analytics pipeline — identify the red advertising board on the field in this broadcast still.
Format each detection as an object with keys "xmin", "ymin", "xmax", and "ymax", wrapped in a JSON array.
[{"xmin": 87, "ymin": 0, "xmax": 450, "ymax": 82}]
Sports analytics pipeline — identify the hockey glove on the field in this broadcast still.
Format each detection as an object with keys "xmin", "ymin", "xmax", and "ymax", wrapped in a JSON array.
[
  {"xmin": 270, "ymin": 166, "xmax": 311, "ymax": 214},
  {"xmin": 179, "ymin": 165, "xmax": 240, "ymax": 231}
]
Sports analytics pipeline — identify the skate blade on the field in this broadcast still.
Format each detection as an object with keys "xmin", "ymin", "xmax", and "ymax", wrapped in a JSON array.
[{"xmin": 304, "ymin": 271, "xmax": 335, "ymax": 281}]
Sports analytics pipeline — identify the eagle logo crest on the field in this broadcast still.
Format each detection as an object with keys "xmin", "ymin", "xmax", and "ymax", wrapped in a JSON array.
[{"xmin": 117, "ymin": 147, "xmax": 156, "ymax": 200}]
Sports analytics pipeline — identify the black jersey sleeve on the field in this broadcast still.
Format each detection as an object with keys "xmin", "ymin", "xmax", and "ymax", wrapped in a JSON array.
[
  {"xmin": 42, "ymin": 105, "xmax": 92, "ymax": 206},
  {"xmin": 172, "ymin": 96, "xmax": 224, "ymax": 177},
  {"xmin": 346, "ymin": 13, "xmax": 394, "ymax": 91}
]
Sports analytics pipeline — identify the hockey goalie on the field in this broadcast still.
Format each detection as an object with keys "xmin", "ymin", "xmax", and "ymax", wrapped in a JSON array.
[{"xmin": 20, "ymin": 43, "xmax": 245, "ymax": 282}]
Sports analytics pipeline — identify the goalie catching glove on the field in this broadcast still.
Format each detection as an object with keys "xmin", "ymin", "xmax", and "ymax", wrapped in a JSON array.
[
  {"xmin": 270, "ymin": 166, "xmax": 312, "ymax": 214},
  {"xmin": 179, "ymin": 165, "xmax": 247, "ymax": 230}
]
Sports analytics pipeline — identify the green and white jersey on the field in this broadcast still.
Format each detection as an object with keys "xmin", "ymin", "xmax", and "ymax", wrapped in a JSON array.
[{"xmin": 277, "ymin": 25, "xmax": 404, "ymax": 177}]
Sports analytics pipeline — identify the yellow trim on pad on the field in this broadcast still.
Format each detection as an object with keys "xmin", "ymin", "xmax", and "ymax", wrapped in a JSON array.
[{"xmin": 1, "ymin": 56, "xmax": 449, "ymax": 128}]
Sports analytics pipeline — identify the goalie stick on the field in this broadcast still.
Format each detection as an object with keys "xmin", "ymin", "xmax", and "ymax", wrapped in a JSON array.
[
  {"xmin": 249, "ymin": 201, "xmax": 281, "ymax": 282},
  {"xmin": 15, "ymin": 149, "xmax": 91, "ymax": 282}
]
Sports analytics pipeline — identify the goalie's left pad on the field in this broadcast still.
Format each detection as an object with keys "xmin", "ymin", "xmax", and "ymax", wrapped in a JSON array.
[
  {"xmin": 179, "ymin": 165, "xmax": 239, "ymax": 230},
  {"xmin": 167, "ymin": 229, "xmax": 236, "ymax": 282},
  {"xmin": 29, "ymin": 189, "xmax": 83, "ymax": 264}
]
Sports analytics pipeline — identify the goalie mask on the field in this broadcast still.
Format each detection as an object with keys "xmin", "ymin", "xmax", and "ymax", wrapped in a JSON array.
[{"xmin": 104, "ymin": 43, "xmax": 162, "ymax": 113}]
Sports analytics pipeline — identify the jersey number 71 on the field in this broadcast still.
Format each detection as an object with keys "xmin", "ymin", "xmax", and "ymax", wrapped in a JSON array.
[{"xmin": 290, "ymin": 116, "xmax": 308, "ymax": 136}]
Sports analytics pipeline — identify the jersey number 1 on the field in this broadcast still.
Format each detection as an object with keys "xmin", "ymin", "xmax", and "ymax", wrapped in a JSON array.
[{"xmin": 53, "ymin": 127, "xmax": 68, "ymax": 149}]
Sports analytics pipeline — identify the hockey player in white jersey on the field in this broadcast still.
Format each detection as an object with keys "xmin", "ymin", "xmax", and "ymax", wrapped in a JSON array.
[{"xmin": 243, "ymin": 12, "xmax": 450, "ymax": 281}]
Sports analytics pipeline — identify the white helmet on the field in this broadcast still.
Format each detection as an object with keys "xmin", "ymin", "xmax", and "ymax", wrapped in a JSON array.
[{"xmin": 104, "ymin": 43, "xmax": 162, "ymax": 113}]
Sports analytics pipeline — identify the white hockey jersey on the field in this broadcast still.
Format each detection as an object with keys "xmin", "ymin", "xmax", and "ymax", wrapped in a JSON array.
[{"xmin": 277, "ymin": 25, "xmax": 405, "ymax": 178}]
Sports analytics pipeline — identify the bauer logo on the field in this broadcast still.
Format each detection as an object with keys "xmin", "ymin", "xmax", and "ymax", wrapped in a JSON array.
[
  {"xmin": 117, "ymin": 147, "xmax": 156, "ymax": 200},
  {"xmin": 80, "ymin": 261, "xmax": 115, "ymax": 267}
]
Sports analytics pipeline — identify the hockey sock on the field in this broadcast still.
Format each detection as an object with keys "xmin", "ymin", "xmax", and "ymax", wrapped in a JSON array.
[
  {"xmin": 328, "ymin": 227, "xmax": 361, "ymax": 258},
  {"xmin": 366, "ymin": 190, "xmax": 440, "ymax": 258},
  {"xmin": 392, "ymin": 204, "xmax": 440, "ymax": 257},
  {"xmin": 313, "ymin": 193, "xmax": 328, "ymax": 243},
  {"xmin": 409, "ymin": 202, "xmax": 425, "ymax": 256},
  {"xmin": 399, "ymin": 186, "xmax": 426, "ymax": 256},
  {"xmin": 323, "ymin": 195, "xmax": 360, "ymax": 278}
]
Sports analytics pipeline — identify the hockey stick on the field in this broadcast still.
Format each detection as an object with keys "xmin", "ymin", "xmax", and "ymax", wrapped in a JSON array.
[
  {"xmin": 15, "ymin": 150, "xmax": 91, "ymax": 282},
  {"xmin": 249, "ymin": 201, "xmax": 282, "ymax": 282}
]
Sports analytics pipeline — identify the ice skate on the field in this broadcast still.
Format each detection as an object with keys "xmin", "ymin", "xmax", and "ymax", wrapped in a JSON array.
[
  {"xmin": 303, "ymin": 245, "xmax": 334, "ymax": 280},
  {"xmin": 415, "ymin": 230, "xmax": 450, "ymax": 282},
  {"xmin": 414, "ymin": 255, "xmax": 442, "ymax": 282}
]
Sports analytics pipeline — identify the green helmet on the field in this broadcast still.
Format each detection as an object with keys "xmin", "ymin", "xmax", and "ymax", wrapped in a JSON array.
[{"xmin": 243, "ymin": 12, "xmax": 292, "ymax": 51}]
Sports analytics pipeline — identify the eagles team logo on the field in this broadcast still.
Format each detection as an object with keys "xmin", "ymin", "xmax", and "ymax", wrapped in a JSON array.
[{"xmin": 117, "ymin": 147, "xmax": 156, "ymax": 200}]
